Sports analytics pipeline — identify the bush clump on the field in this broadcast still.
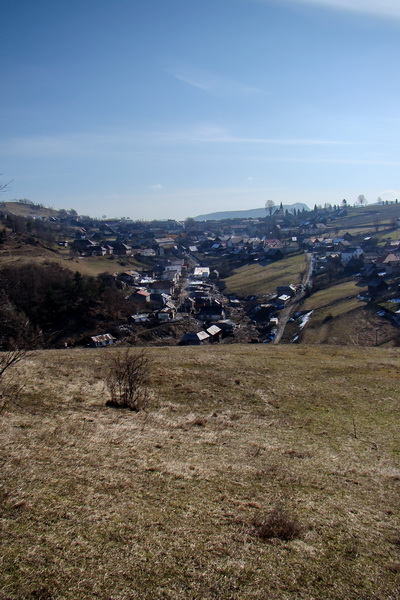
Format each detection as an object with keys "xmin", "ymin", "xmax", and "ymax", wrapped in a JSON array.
[
  {"xmin": 253, "ymin": 506, "xmax": 302, "ymax": 541},
  {"xmin": 104, "ymin": 348, "xmax": 150, "ymax": 411}
]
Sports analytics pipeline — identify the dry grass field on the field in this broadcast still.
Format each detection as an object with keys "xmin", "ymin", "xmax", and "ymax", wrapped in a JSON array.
[
  {"xmin": 332, "ymin": 204, "xmax": 400, "ymax": 234},
  {"xmin": 0, "ymin": 202, "xmax": 59, "ymax": 219},
  {"xmin": 0, "ymin": 240, "xmax": 144, "ymax": 277},
  {"xmin": 298, "ymin": 305, "xmax": 398, "ymax": 347},
  {"xmin": 375, "ymin": 231, "xmax": 400, "ymax": 243},
  {"xmin": 1, "ymin": 344, "xmax": 399, "ymax": 600},
  {"xmin": 295, "ymin": 281, "xmax": 398, "ymax": 346},
  {"xmin": 223, "ymin": 254, "xmax": 307, "ymax": 297}
]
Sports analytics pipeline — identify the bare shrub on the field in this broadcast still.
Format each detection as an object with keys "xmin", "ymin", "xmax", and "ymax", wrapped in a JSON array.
[
  {"xmin": 0, "ymin": 348, "xmax": 28, "ymax": 379},
  {"xmin": 253, "ymin": 506, "xmax": 302, "ymax": 541},
  {"xmin": 104, "ymin": 348, "xmax": 150, "ymax": 411},
  {"xmin": 0, "ymin": 348, "xmax": 29, "ymax": 413}
]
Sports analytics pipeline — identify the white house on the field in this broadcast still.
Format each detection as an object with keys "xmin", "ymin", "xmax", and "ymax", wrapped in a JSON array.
[{"xmin": 193, "ymin": 267, "xmax": 210, "ymax": 279}]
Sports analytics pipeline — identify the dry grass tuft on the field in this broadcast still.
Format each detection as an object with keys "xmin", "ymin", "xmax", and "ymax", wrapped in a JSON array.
[
  {"xmin": 284, "ymin": 449, "xmax": 312, "ymax": 459},
  {"xmin": 253, "ymin": 505, "xmax": 302, "ymax": 541}
]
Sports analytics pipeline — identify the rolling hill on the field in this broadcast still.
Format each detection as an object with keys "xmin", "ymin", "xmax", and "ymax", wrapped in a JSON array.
[{"xmin": 194, "ymin": 203, "xmax": 309, "ymax": 221}]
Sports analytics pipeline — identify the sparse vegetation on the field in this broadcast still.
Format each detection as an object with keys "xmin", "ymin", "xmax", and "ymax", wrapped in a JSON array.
[
  {"xmin": 0, "ymin": 344, "xmax": 399, "ymax": 599},
  {"xmin": 104, "ymin": 347, "xmax": 150, "ymax": 411},
  {"xmin": 0, "ymin": 347, "xmax": 29, "ymax": 413}
]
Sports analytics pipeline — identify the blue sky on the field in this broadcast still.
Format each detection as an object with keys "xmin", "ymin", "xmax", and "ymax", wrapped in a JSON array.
[{"xmin": 1, "ymin": 0, "xmax": 400, "ymax": 220}]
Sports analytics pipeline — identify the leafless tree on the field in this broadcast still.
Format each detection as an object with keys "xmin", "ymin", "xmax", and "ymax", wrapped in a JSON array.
[
  {"xmin": 357, "ymin": 194, "xmax": 367, "ymax": 207},
  {"xmin": 265, "ymin": 200, "xmax": 275, "ymax": 217},
  {"xmin": 0, "ymin": 348, "xmax": 27, "ymax": 380},
  {"xmin": 0, "ymin": 174, "xmax": 13, "ymax": 193},
  {"xmin": 0, "ymin": 348, "xmax": 29, "ymax": 413}
]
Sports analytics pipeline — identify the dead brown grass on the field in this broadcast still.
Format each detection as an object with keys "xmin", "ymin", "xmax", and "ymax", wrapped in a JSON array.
[
  {"xmin": 0, "ymin": 247, "xmax": 143, "ymax": 277},
  {"xmin": 301, "ymin": 305, "xmax": 398, "ymax": 346},
  {"xmin": 1, "ymin": 344, "xmax": 399, "ymax": 599}
]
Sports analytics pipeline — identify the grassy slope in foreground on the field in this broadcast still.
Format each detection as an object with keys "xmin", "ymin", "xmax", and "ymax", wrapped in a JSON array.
[
  {"xmin": 223, "ymin": 253, "xmax": 307, "ymax": 296},
  {"xmin": 1, "ymin": 344, "xmax": 399, "ymax": 600}
]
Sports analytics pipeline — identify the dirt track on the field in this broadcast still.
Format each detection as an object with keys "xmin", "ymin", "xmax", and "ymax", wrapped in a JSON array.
[{"xmin": 273, "ymin": 252, "xmax": 312, "ymax": 344}]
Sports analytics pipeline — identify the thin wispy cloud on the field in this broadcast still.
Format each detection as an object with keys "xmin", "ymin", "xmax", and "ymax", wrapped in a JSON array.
[
  {"xmin": 276, "ymin": 0, "xmax": 400, "ymax": 20},
  {"xmin": 259, "ymin": 156, "xmax": 400, "ymax": 166},
  {"xmin": 165, "ymin": 64, "xmax": 260, "ymax": 96},
  {"xmin": 152, "ymin": 124, "xmax": 353, "ymax": 146},
  {"xmin": 0, "ymin": 132, "xmax": 120, "ymax": 158},
  {"xmin": 0, "ymin": 126, "xmax": 354, "ymax": 160},
  {"xmin": 0, "ymin": 131, "xmax": 145, "ymax": 159},
  {"xmin": 206, "ymin": 136, "xmax": 350, "ymax": 146},
  {"xmin": 379, "ymin": 188, "xmax": 400, "ymax": 197}
]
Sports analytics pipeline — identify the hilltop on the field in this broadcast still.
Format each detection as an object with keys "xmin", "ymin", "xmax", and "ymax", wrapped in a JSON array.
[
  {"xmin": 0, "ymin": 199, "xmax": 59, "ymax": 219},
  {"xmin": 194, "ymin": 203, "xmax": 309, "ymax": 221}
]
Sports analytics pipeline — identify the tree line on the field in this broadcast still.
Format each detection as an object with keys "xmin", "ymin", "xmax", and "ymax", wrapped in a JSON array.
[{"xmin": 0, "ymin": 263, "xmax": 132, "ymax": 349}]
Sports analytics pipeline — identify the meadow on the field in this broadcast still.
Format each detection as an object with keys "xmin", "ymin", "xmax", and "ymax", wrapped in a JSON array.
[
  {"xmin": 0, "ymin": 241, "xmax": 144, "ymax": 277},
  {"xmin": 223, "ymin": 254, "xmax": 307, "ymax": 296},
  {"xmin": 1, "ymin": 344, "xmax": 399, "ymax": 599}
]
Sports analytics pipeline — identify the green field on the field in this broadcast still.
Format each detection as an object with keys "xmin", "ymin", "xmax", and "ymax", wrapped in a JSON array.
[
  {"xmin": 223, "ymin": 253, "xmax": 307, "ymax": 296},
  {"xmin": 307, "ymin": 297, "xmax": 361, "ymax": 322},
  {"xmin": 301, "ymin": 280, "xmax": 361, "ymax": 312},
  {"xmin": 375, "ymin": 230, "xmax": 400, "ymax": 243},
  {"xmin": 1, "ymin": 344, "xmax": 399, "ymax": 600}
]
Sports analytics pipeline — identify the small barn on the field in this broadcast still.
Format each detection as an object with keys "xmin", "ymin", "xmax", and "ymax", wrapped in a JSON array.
[
  {"xmin": 206, "ymin": 325, "xmax": 222, "ymax": 343},
  {"xmin": 90, "ymin": 333, "xmax": 116, "ymax": 347},
  {"xmin": 180, "ymin": 331, "xmax": 210, "ymax": 346}
]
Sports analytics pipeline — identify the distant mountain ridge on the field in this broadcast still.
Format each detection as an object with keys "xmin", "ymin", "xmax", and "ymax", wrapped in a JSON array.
[{"xmin": 194, "ymin": 203, "xmax": 309, "ymax": 221}]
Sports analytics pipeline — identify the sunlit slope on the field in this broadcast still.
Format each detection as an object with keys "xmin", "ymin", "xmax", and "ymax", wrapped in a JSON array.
[{"xmin": 1, "ymin": 344, "xmax": 399, "ymax": 600}]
